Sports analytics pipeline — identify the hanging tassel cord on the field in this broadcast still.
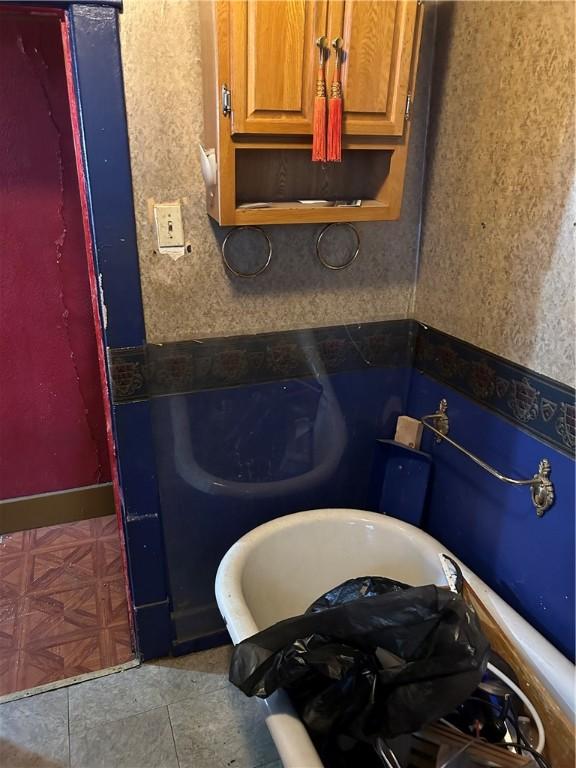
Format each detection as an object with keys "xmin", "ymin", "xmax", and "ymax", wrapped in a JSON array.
[
  {"xmin": 312, "ymin": 37, "xmax": 327, "ymax": 162},
  {"xmin": 327, "ymin": 37, "xmax": 343, "ymax": 162}
]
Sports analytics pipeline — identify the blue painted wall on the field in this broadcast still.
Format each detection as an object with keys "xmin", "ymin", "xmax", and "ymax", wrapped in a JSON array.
[
  {"xmin": 407, "ymin": 372, "xmax": 575, "ymax": 660},
  {"xmin": 150, "ymin": 367, "xmax": 410, "ymax": 651}
]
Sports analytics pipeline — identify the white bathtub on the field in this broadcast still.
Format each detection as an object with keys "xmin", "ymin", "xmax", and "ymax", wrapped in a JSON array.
[{"xmin": 215, "ymin": 508, "xmax": 575, "ymax": 768}]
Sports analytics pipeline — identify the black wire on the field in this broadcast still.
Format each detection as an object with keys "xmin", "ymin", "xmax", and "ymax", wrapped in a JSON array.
[
  {"xmin": 499, "ymin": 695, "xmax": 512, "ymax": 722},
  {"xmin": 504, "ymin": 711, "xmax": 522, "ymax": 755},
  {"xmin": 516, "ymin": 724, "xmax": 549, "ymax": 768},
  {"xmin": 497, "ymin": 741, "xmax": 551, "ymax": 768}
]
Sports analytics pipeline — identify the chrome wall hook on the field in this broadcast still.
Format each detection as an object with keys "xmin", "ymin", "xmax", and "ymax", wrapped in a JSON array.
[{"xmin": 421, "ymin": 399, "xmax": 555, "ymax": 517}]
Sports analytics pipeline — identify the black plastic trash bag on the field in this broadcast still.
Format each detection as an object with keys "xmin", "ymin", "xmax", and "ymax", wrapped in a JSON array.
[{"xmin": 229, "ymin": 576, "xmax": 490, "ymax": 741}]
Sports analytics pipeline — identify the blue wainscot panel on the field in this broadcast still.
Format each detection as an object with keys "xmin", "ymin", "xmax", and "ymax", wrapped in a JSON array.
[
  {"xmin": 151, "ymin": 367, "xmax": 409, "ymax": 652},
  {"xmin": 408, "ymin": 372, "xmax": 575, "ymax": 660}
]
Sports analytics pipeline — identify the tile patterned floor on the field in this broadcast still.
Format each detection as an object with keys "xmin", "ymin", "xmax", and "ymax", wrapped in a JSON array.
[
  {"xmin": 0, "ymin": 516, "xmax": 134, "ymax": 696},
  {"xmin": 0, "ymin": 645, "xmax": 282, "ymax": 768}
]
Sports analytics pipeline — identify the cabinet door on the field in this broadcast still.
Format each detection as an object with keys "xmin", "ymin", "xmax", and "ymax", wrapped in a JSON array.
[
  {"xmin": 328, "ymin": 0, "xmax": 418, "ymax": 136},
  {"xmin": 229, "ymin": 0, "xmax": 328, "ymax": 135}
]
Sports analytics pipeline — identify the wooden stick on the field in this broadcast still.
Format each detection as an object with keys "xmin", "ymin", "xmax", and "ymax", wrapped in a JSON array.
[{"xmin": 462, "ymin": 580, "xmax": 575, "ymax": 768}]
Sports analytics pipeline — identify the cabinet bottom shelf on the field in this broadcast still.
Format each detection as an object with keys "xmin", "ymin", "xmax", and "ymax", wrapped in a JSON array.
[{"xmin": 228, "ymin": 199, "xmax": 394, "ymax": 225}]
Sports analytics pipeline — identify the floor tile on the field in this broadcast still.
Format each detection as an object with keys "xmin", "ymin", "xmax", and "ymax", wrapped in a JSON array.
[
  {"xmin": 29, "ymin": 519, "xmax": 94, "ymax": 551},
  {"xmin": 0, "ymin": 687, "xmax": 69, "ymax": 720},
  {"xmin": 0, "ymin": 649, "xmax": 20, "ymax": 694},
  {"xmin": 70, "ymin": 705, "xmax": 178, "ymax": 768},
  {"xmin": 100, "ymin": 624, "xmax": 134, "ymax": 666},
  {"xmin": 0, "ymin": 598, "xmax": 20, "ymax": 624},
  {"xmin": 0, "ymin": 604, "xmax": 22, "ymax": 652},
  {"xmin": 69, "ymin": 645, "xmax": 232, "ymax": 727},
  {"xmin": 90, "ymin": 515, "xmax": 119, "ymax": 539},
  {"xmin": 0, "ymin": 688, "xmax": 69, "ymax": 768},
  {"xmin": 98, "ymin": 577, "xmax": 131, "ymax": 627},
  {"xmin": 0, "ymin": 555, "xmax": 27, "ymax": 600},
  {"xmin": 20, "ymin": 587, "xmax": 100, "ymax": 646},
  {"xmin": 17, "ymin": 634, "xmax": 103, "ymax": 690},
  {"xmin": 0, "ymin": 530, "xmax": 29, "ymax": 556},
  {"xmin": 0, "ymin": 515, "xmax": 134, "ymax": 697},
  {"xmin": 26, "ymin": 543, "xmax": 97, "ymax": 594},
  {"xmin": 95, "ymin": 538, "xmax": 124, "ymax": 578},
  {"xmin": 166, "ymin": 643, "xmax": 232, "ymax": 676},
  {"xmin": 168, "ymin": 683, "xmax": 279, "ymax": 768}
]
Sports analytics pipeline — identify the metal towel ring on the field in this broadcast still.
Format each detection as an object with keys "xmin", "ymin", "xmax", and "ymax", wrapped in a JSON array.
[
  {"xmin": 221, "ymin": 226, "xmax": 272, "ymax": 278},
  {"xmin": 315, "ymin": 222, "xmax": 360, "ymax": 270}
]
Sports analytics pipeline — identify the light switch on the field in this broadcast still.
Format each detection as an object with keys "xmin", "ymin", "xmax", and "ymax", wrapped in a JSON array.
[{"xmin": 154, "ymin": 203, "xmax": 185, "ymax": 257}]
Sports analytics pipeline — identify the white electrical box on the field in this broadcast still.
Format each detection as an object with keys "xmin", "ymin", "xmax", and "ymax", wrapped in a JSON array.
[{"xmin": 154, "ymin": 202, "xmax": 185, "ymax": 258}]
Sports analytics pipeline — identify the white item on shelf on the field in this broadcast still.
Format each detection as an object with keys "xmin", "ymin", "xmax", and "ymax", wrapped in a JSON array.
[
  {"xmin": 394, "ymin": 414, "xmax": 423, "ymax": 449},
  {"xmin": 199, "ymin": 144, "xmax": 217, "ymax": 188}
]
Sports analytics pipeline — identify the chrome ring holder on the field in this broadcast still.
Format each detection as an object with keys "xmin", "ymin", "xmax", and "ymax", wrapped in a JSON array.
[
  {"xmin": 421, "ymin": 399, "xmax": 555, "ymax": 517},
  {"xmin": 222, "ymin": 226, "xmax": 272, "ymax": 278},
  {"xmin": 315, "ymin": 222, "xmax": 360, "ymax": 270}
]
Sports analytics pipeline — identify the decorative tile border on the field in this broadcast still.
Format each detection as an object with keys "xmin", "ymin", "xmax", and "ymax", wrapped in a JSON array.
[
  {"xmin": 107, "ymin": 320, "xmax": 575, "ymax": 457},
  {"xmin": 108, "ymin": 320, "xmax": 414, "ymax": 403},
  {"xmin": 414, "ymin": 325, "xmax": 575, "ymax": 456},
  {"xmin": 107, "ymin": 345, "xmax": 148, "ymax": 402}
]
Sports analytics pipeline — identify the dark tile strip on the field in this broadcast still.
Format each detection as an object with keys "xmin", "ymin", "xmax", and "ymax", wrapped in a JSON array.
[
  {"xmin": 414, "ymin": 324, "xmax": 575, "ymax": 456},
  {"xmin": 107, "ymin": 319, "xmax": 574, "ymax": 456},
  {"xmin": 108, "ymin": 320, "xmax": 414, "ymax": 403}
]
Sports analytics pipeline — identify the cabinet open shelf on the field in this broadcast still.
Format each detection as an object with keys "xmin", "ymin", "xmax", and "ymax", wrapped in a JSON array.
[{"xmin": 232, "ymin": 147, "xmax": 396, "ymax": 223}]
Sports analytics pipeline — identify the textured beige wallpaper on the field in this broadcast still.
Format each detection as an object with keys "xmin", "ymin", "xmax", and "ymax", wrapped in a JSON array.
[
  {"xmin": 415, "ymin": 1, "xmax": 575, "ymax": 386},
  {"xmin": 119, "ymin": 0, "xmax": 434, "ymax": 343}
]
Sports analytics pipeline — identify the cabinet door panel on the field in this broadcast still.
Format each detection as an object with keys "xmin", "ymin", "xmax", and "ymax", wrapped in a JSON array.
[
  {"xmin": 230, "ymin": 0, "xmax": 328, "ymax": 135},
  {"xmin": 329, "ymin": 0, "xmax": 418, "ymax": 136}
]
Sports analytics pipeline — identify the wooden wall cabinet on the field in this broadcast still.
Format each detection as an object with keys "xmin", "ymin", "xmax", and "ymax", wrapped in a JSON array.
[{"xmin": 200, "ymin": 0, "xmax": 424, "ymax": 226}]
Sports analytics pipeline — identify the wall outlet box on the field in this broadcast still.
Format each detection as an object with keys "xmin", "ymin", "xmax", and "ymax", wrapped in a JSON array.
[{"xmin": 154, "ymin": 202, "xmax": 185, "ymax": 258}]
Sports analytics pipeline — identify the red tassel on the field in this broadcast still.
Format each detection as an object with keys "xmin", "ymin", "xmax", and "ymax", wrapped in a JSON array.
[
  {"xmin": 327, "ymin": 39, "xmax": 343, "ymax": 162},
  {"xmin": 312, "ymin": 41, "xmax": 327, "ymax": 162},
  {"xmin": 327, "ymin": 94, "xmax": 342, "ymax": 162},
  {"xmin": 312, "ymin": 94, "xmax": 327, "ymax": 162}
]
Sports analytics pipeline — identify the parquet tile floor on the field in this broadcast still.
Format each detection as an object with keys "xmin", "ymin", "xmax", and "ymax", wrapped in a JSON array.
[{"xmin": 0, "ymin": 515, "xmax": 134, "ymax": 696}]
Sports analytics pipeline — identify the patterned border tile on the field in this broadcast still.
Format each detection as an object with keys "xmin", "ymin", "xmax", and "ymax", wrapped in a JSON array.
[
  {"xmin": 108, "ymin": 320, "xmax": 415, "ymax": 403},
  {"xmin": 107, "ymin": 346, "xmax": 148, "ymax": 403},
  {"xmin": 107, "ymin": 320, "xmax": 575, "ymax": 457},
  {"xmin": 414, "ymin": 324, "xmax": 575, "ymax": 456}
]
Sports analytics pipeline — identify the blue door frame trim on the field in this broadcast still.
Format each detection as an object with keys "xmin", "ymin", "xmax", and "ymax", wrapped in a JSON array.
[
  {"xmin": 66, "ymin": 4, "xmax": 172, "ymax": 659},
  {"xmin": 67, "ymin": 4, "xmax": 144, "ymax": 349}
]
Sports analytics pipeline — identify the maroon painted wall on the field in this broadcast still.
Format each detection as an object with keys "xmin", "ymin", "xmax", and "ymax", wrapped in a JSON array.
[{"xmin": 0, "ymin": 11, "xmax": 111, "ymax": 499}]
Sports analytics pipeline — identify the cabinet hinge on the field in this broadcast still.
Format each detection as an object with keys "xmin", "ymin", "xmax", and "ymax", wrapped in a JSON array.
[
  {"xmin": 221, "ymin": 84, "xmax": 231, "ymax": 118},
  {"xmin": 405, "ymin": 93, "xmax": 413, "ymax": 121}
]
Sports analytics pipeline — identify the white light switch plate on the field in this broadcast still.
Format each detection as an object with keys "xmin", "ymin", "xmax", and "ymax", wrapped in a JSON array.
[{"xmin": 154, "ymin": 202, "xmax": 185, "ymax": 257}]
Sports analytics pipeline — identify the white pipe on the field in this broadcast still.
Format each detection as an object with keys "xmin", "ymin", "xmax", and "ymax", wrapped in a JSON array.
[{"xmin": 487, "ymin": 661, "xmax": 545, "ymax": 754}]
